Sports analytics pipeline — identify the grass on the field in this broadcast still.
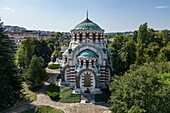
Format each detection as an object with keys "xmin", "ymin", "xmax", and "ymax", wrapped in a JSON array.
[
  {"xmin": 59, "ymin": 86, "xmax": 80, "ymax": 103},
  {"xmin": 55, "ymin": 68, "xmax": 60, "ymax": 71},
  {"xmin": 21, "ymin": 84, "xmax": 37, "ymax": 102},
  {"xmin": 21, "ymin": 105, "xmax": 64, "ymax": 113},
  {"xmin": 46, "ymin": 83, "xmax": 80, "ymax": 103}
]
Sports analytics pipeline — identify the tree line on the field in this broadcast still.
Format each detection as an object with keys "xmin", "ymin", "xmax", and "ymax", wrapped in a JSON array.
[{"xmin": 108, "ymin": 23, "xmax": 170, "ymax": 113}]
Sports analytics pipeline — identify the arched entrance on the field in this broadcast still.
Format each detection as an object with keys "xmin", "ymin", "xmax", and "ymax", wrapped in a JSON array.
[{"xmin": 80, "ymin": 71, "xmax": 95, "ymax": 93}]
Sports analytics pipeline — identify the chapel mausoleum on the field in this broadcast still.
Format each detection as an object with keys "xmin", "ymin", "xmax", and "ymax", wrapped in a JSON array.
[{"xmin": 61, "ymin": 14, "xmax": 113, "ymax": 94}]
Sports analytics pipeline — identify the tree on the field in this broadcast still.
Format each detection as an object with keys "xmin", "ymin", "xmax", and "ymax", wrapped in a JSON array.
[
  {"xmin": 157, "ymin": 42, "xmax": 170, "ymax": 62},
  {"xmin": 51, "ymin": 54, "xmax": 56, "ymax": 64},
  {"xmin": 23, "ymin": 55, "xmax": 48, "ymax": 87},
  {"xmin": 109, "ymin": 62, "xmax": 170, "ymax": 113},
  {"xmin": 0, "ymin": 20, "xmax": 21, "ymax": 111},
  {"xmin": 161, "ymin": 30, "xmax": 170, "ymax": 47},
  {"xmin": 33, "ymin": 38, "xmax": 52, "ymax": 66},
  {"xmin": 137, "ymin": 23, "xmax": 148, "ymax": 44},
  {"xmin": 136, "ymin": 23, "xmax": 148, "ymax": 65},
  {"xmin": 108, "ymin": 34, "xmax": 136, "ymax": 75}
]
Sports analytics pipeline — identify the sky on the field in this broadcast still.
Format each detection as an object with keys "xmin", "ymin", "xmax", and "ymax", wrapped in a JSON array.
[{"xmin": 0, "ymin": 0, "xmax": 170, "ymax": 32}]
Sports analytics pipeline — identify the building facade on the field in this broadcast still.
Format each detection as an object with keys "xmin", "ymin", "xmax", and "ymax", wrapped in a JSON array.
[
  {"xmin": 61, "ymin": 16, "xmax": 113, "ymax": 94},
  {"xmin": 4, "ymin": 25, "xmax": 52, "ymax": 51}
]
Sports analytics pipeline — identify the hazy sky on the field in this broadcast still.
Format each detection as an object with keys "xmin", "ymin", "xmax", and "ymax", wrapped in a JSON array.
[{"xmin": 0, "ymin": 0, "xmax": 170, "ymax": 32}]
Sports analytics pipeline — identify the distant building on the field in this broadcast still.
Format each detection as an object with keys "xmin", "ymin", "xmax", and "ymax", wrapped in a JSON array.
[
  {"xmin": 4, "ymin": 25, "xmax": 52, "ymax": 51},
  {"xmin": 61, "ymin": 15, "xmax": 113, "ymax": 94}
]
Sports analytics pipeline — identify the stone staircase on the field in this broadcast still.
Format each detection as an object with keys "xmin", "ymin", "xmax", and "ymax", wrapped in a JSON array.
[{"xmin": 80, "ymin": 93, "xmax": 95, "ymax": 103}]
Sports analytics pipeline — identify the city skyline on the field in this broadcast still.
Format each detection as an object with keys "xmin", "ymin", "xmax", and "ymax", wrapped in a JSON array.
[{"xmin": 0, "ymin": 0, "xmax": 170, "ymax": 32}]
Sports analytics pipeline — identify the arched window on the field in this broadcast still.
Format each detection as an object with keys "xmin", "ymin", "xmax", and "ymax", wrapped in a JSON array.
[
  {"xmin": 98, "ymin": 33, "xmax": 100, "ymax": 42},
  {"xmin": 86, "ymin": 60, "xmax": 89, "ymax": 67},
  {"xmin": 92, "ymin": 60, "xmax": 94, "ymax": 66},
  {"xmin": 93, "ymin": 33, "xmax": 95, "ymax": 42},
  {"xmin": 79, "ymin": 33, "xmax": 82, "ymax": 42},
  {"xmin": 86, "ymin": 33, "xmax": 89, "ymax": 39},
  {"xmin": 75, "ymin": 34, "xmax": 77, "ymax": 41},
  {"xmin": 81, "ymin": 60, "xmax": 83, "ymax": 66}
]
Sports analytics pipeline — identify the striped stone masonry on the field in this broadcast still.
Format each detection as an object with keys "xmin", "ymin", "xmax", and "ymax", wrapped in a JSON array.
[
  {"xmin": 99, "ymin": 66, "xmax": 108, "ymax": 83},
  {"xmin": 69, "ymin": 66, "xmax": 76, "ymax": 83}
]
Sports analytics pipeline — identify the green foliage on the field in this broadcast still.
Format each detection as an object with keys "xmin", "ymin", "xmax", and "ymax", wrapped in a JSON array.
[
  {"xmin": 51, "ymin": 54, "xmax": 56, "ymax": 63},
  {"xmin": 57, "ymin": 74, "xmax": 61, "ymax": 79},
  {"xmin": 0, "ymin": 22, "xmax": 22, "ymax": 111},
  {"xmin": 137, "ymin": 23, "xmax": 148, "ymax": 44},
  {"xmin": 59, "ymin": 86, "xmax": 80, "ymax": 103},
  {"xmin": 108, "ymin": 34, "xmax": 136, "ymax": 75},
  {"xmin": 48, "ymin": 64, "xmax": 60, "ymax": 69},
  {"xmin": 22, "ymin": 105, "xmax": 64, "ymax": 113},
  {"xmin": 32, "ymin": 38, "xmax": 52, "ymax": 67},
  {"xmin": 46, "ymin": 82, "xmax": 60, "ymax": 100},
  {"xmin": 23, "ymin": 55, "xmax": 47, "ymax": 87},
  {"xmin": 109, "ymin": 62, "xmax": 170, "ymax": 113},
  {"xmin": 15, "ymin": 38, "xmax": 35, "ymax": 69},
  {"xmin": 46, "ymin": 83, "xmax": 80, "ymax": 103}
]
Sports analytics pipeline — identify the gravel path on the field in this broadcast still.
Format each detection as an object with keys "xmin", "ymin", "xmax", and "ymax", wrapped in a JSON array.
[{"xmin": 4, "ymin": 69, "xmax": 111, "ymax": 113}]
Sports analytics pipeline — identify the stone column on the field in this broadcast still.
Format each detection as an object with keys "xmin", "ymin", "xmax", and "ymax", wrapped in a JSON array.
[
  {"xmin": 89, "ymin": 32, "xmax": 93, "ymax": 42},
  {"xmin": 77, "ymin": 33, "xmax": 80, "ymax": 43},
  {"xmin": 83, "ymin": 59, "xmax": 86, "ymax": 67},
  {"xmin": 71, "ymin": 32, "xmax": 75, "ymax": 42},
  {"xmin": 82, "ymin": 32, "xmax": 86, "ymax": 42},
  {"xmin": 95, "ymin": 32, "xmax": 99, "ymax": 43},
  {"xmin": 89, "ymin": 59, "xmax": 92, "ymax": 67}
]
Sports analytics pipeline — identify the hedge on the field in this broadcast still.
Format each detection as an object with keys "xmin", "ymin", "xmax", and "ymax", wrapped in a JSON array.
[{"xmin": 48, "ymin": 64, "xmax": 60, "ymax": 69}]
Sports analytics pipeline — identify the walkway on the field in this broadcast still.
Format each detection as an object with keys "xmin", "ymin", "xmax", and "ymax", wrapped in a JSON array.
[{"xmin": 4, "ymin": 68, "xmax": 111, "ymax": 113}]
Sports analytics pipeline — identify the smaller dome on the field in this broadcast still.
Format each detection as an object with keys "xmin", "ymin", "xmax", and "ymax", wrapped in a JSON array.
[
  {"xmin": 73, "ymin": 18, "xmax": 102, "ymax": 30},
  {"xmin": 77, "ymin": 49, "xmax": 98, "ymax": 59}
]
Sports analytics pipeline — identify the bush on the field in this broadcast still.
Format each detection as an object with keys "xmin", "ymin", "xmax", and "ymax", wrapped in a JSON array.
[
  {"xmin": 47, "ymin": 92, "xmax": 59, "ymax": 100},
  {"xmin": 48, "ymin": 64, "xmax": 60, "ymax": 69},
  {"xmin": 57, "ymin": 74, "xmax": 61, "ymax": 79},
  {"xmin": 46, "ymin": 82, "xmax": 60, "ymax": 100},
  {"xmin": 22, "ymin": 105, "xmax": 64, "ymax": 113}
]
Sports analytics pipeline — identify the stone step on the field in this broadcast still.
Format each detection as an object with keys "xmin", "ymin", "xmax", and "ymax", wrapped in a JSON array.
[{"xmin": 80, "ymin": 93, "xmax": 95, "ymax": 103}]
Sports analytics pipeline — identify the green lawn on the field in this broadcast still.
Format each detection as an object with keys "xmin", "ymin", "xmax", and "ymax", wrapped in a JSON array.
[
  {"xmin": 21, "ymin": 84, "xmax": 37, "ymax": 102},
  {"xmin": 59, "ymin": 86, "xmax": 80, "ymax": 103},
  {"xmin": 46, "ymin": 83, "xmax": 80, "ymax": 103}
]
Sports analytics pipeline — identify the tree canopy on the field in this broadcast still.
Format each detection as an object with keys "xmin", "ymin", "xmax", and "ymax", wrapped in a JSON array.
[{"xmin": 109, "ymin": 62, "xmax": 170, "ymax": 113}]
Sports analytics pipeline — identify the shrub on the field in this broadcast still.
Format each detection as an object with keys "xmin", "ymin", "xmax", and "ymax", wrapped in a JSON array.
[
  {"xmin": 57, "ymin": 74, "xmax": 61, "ymax": 79},
  {"xmin": 48, "ymin": 64, "xmax": 60, "ymax": 69},
  {"xmin": 46, "ymin": 82, "xmax": 60, "ymax": 100},
  {"xmin": 47, "ymin": 92, "xmax": 59, "ymax": 100},
  {"xmin": 22, "ymin": 105, "xmax": 64, "ymax": 113}
]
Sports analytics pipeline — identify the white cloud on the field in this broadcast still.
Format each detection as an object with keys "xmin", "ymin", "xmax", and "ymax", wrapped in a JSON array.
[
  {"xmin": 154, "ymin": 6, "xmax": 169, "ymax": 9},
  {"xmin": 1, "ymin": 7, "xmax": 15, "ymax": 12}
]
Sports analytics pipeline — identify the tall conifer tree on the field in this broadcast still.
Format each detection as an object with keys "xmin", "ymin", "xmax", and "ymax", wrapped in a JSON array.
[{"xmin": 0, "ymin": 19, "xmax": 21, "ymax": 111}]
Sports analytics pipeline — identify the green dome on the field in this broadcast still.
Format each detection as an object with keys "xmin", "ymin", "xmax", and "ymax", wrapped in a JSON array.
[
  {"xmin": 77, "ymin": 49, "xmax": 98, "ymax": 59},
  {"xmin": 74, "ymin": 18, "xmax": 102, "ymax": 30}
]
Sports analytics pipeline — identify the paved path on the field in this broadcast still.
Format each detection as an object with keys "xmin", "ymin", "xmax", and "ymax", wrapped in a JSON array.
[
  {"xmin": 46, "ymin": 67, "xmax": 60, "ymax": 74},
  {"xmin": 4, "ymin": 69, "xmax": 111, "ymax": 113}
]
